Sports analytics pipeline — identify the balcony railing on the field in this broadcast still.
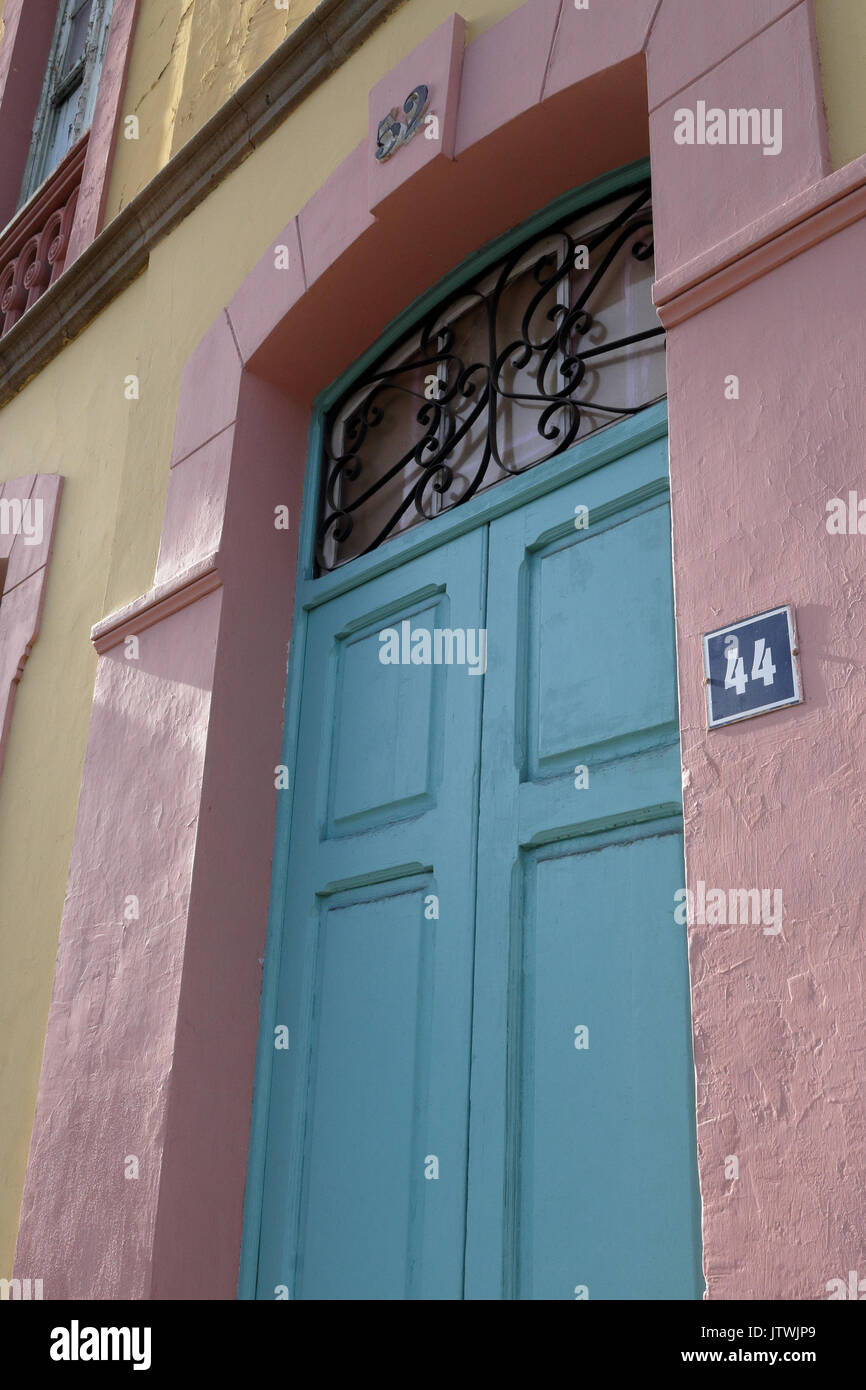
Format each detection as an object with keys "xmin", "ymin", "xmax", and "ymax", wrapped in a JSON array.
[{"xmin": 0, "ymin": 133, "xmax": 88, "ymax": 339}]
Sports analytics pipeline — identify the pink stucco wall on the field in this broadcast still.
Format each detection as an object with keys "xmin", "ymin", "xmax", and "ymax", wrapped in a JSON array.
[
  {"xmin": 659, "ymin": 191, "xmax": 866, "ymax": 1299},
  {"xmin": 15, "ymin": 0, "xmax": 866, "ymax": 1300}
]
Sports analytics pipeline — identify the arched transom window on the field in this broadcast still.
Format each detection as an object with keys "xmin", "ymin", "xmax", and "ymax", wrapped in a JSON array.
[{"xmin": 317, "ymin": 179, "xmax": 664, "ymax": 573}]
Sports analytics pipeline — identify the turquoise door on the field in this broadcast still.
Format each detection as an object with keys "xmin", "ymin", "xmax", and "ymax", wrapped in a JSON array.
[
  {"xmin": 464, "ymin": 437, "xmax": 701, "ymax": 1300},
  {"xmin": 253, "ymin": 417, "xmax": 702, "ymax": 1300}
]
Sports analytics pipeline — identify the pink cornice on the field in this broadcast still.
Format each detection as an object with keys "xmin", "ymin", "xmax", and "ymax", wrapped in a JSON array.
[
  {"xmin": 654, "ymin": 148, "xmax": 866, "ymax": 325},
  {"xmin": 91, "ymin": 553, "xmax": 221, "ymax": 654}
]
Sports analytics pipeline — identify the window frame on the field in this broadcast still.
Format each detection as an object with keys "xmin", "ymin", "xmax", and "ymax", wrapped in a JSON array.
[
  {"xmin": 317, "ymin": 175, "xmax": 664, "ymax": 575},
  {"xmin": 18, "ymin": 0, "xmax": 113, "ymax": 209}
]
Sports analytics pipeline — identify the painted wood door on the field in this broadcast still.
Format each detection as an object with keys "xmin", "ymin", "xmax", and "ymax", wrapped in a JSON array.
[
  {"xmin": 464, "ymin": 434, "xmax": 702, "ymax": 1299},
  {"xmin": 255, "ymin": 425, "xmax": 701, "ymax": 1300},
  {"xmin": 256, "ymin": 532, "xmax": 488, "ymax": 1300}
]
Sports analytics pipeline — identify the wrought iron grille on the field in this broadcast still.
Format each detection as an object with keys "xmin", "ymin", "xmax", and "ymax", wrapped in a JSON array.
[{"xmin": 316, "ymin": 181, "xmax": 664, "ymax": 573}]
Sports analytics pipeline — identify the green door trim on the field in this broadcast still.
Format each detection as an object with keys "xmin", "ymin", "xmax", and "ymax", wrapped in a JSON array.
[{"xmin": 238, "ymin": 156, "xmax": 666, "ymax": 1299}]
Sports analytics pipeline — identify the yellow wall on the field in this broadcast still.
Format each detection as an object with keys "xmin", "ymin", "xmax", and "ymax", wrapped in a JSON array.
[
  {"xmin": 0, "ymin": 280, "xmax": 144, "ymax": 1276},
  {"xmin": 1, "ymin": 0, "xmax": 864, "ymax": 1279},
  {"xmin": 816, "ymin": 0, "xmax": 866, "ymax": 169},
  {"xmin": 106, "ymin": 0, "xmax": 318, "ymax": 216}
]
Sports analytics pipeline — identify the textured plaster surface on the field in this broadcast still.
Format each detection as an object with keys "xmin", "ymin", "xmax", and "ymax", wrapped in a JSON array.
[
  {"xmin": 667, "ymin": 221, "xmax": 866, "ymax": 1298},
  {"xmin": 646, "ymin": 0, "xmax": 800, "ymax": 109},
  {"xmin": 815, "ymin": 0, "xmax": 866, "ymax": 168},
  {"xmin": 544, "ymin": 0, "xmax": 659, "ymax": 101},
  {"xmin": 3, "ymin": 0, "xmax": 865, "ymax": 1301},
  {"xmin": 649, "ymin": 4, "xmax": 828, "ymax": 279},
  {"xmin": 104, "ymin": 0, "xmax": 197, "ymax": 209},
  {"xmin": 105, "ymin": 0, "xmax": 340, "ymax": 216},
  {"xmin": 169, "ymin": 0, "xmax": 323, "ymax": 154},
  {"xmin": 0, "ymin": 272, "xmax": 151, "ymax": 1276},
  {"xmin": 103, "ymin": 0, "xmax": 533, "ymax": 219},
  {"xmin": 14, "ymin": 593, "xmax": 222, "ymax": 1299}
]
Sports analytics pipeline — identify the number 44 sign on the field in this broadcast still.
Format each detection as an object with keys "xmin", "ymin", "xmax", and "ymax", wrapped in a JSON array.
[{"xmin": 702, "ymin": 605, "xmax": 803, "ymax": 729}]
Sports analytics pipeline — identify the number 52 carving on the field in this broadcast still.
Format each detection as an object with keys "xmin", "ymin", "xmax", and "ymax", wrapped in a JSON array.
[{"xmin": 375, "ymin": 85, "xmax": 430, "ymax": 162}]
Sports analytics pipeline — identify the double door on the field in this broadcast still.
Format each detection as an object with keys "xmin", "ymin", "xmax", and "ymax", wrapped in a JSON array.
[{"xmin": 255, "ymin": 428, "xmax": 702, "ymax": 1299}]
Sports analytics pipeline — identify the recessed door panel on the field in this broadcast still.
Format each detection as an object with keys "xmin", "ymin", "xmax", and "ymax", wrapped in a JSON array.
[
  {"xmin": 298, "ymin": 882, "xmax": 433, "ymax": 1299},
  {"xmin": 325, "ymin": 595, "xmax": 447, "ymax": 835},
  {"xmin": 528, "ymin": 504, "xmax": 678, "ymax": 774},
  {"xmin": 516, "ymin": 824, "xmax": 701, "ymax": 1300}
]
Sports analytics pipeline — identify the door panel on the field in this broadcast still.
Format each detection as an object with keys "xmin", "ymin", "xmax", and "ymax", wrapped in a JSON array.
[
  {"xmin": 527, "ymin": 503, "xmax": 678, "ymax": 774},
  {"xmin": 324, "ymin": 593, "xmax": 447, "ymax": 835},
  {"xmin": 465, "ymin": 435, "xmax": 701, "ymax": 1299},
  {"xmin": 516, "ymin": 823, "xmax": 699, "ymax": 1300},
  {"xmin": 256, "ymin": 532, "xmax": 488, "ymax": 1300},
  {"xmin": 299, "ymin": 879, "xmax": 438, "ymax": 1299}
]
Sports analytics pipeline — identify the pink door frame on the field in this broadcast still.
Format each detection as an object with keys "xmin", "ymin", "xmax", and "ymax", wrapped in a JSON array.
[{"xmin": 15, "ymin": 1, "xmax": 866, "ymax": 1300}]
